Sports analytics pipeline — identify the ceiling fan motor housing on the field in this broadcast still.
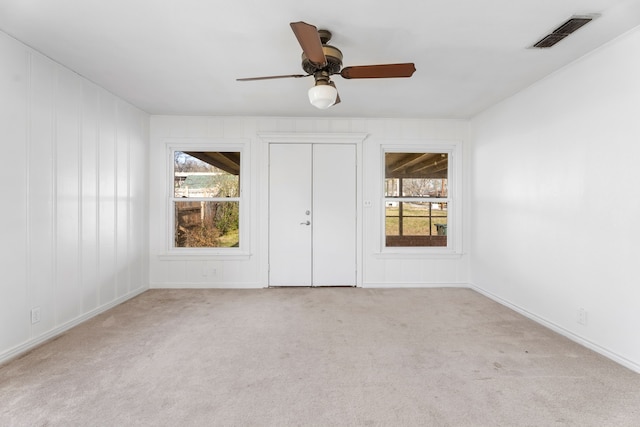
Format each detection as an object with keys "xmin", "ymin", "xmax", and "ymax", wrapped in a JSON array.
[{"xmin": 302, "ymin": 44, "xmax": 343, "ymax": 75}]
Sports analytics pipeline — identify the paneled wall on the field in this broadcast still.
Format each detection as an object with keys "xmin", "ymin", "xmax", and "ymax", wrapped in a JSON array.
[
  {"xmin": 0, "ymin": 32, "xmax": 149, "ymax": 364},
  {"xmin": 470, "ymin": 27, "xmax": 640, "ymax": 372},
  {"xmin": 150, "ymin": 116, "xmax": 470, "ymax": 288}
]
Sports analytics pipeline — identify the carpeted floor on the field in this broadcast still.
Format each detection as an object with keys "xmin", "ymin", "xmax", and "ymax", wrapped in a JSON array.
[{"xmin": 1, "ymin": 288, "xmax": 639, "ymax": 426}]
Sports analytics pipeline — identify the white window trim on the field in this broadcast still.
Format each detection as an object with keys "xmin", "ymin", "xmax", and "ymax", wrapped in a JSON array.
[
  {"xmin": 379, "ymin": 141, "xmax": 463, "ymax": 256},
  {"xmin": 165, "ymin": 140, "xmax": 250, "ymax": 257}
]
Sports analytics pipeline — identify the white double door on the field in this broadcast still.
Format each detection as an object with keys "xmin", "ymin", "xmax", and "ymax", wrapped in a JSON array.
[{"xmin": 269, "ymin": 143, "xmax": 356, "ymax": 287}]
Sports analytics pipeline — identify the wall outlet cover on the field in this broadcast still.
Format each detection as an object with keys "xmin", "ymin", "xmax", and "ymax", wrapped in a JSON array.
[{"xmin": 30, "ymin": 307, "xmax": 41, "ymax": 324}]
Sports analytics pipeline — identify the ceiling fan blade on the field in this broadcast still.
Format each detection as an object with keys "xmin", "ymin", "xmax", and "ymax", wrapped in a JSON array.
[
  {"xmin": 236, "ymin": 74, "xmax": 309, "ymax": 81},
  {"xmin": 340, "ymin": 63, "xmax": 416, "ymax": 79},
  {"xmin": 290, "ymin": 21, "xmax": 326, "ymax": 67},
  {"xmin": 329, "ymin": 81, "xmax": 341, "ymax": 105}
]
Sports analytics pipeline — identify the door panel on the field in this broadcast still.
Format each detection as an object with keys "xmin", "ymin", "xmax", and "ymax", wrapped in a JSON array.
[
  {"xmin": 269, "ymin": 144, "xmax": 312, "ymax": 286},
  {"xmin": 313, "ymin": 144, "xmax": 356, "ymax": 286}
]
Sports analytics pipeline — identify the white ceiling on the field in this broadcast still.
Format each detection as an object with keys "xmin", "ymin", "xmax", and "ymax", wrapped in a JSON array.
[{"xmin": 1, "ymin": 0, "xmax": 639, "ymax": 118}]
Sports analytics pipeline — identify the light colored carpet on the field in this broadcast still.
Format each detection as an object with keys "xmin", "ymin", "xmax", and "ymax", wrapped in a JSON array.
[{"xmin": 1, "ymin": 288, "xmax": 638, "ymax": 426}]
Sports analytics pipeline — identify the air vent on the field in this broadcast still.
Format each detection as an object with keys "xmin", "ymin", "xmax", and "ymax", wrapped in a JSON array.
[
  {"xmin": 532, "ymin": 15, "xmax": 598, "ymax": 48},
  {"xmin": 533, "ymin": 34, "xmax": 569, "ymax": 49}
]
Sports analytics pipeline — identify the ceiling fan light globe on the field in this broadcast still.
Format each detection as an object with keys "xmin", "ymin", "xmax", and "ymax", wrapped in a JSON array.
[{"xmin": 308, "ymin": 84, "xmax": 337, "ymax": 109}]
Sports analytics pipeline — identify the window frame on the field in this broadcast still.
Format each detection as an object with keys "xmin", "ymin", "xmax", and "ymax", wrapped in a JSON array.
[
  {"xmin": 167, "ymin": 142, "xmax": 248, "ymax": 255},
  {"xmin": 381, "ymin": 142, "xmax": 462, "ymax": 256}
]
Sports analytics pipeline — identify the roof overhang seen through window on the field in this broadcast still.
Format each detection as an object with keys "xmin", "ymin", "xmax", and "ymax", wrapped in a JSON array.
[
  {"xmin": 183, "ymin": 151, "xmax": 241, "ymax": 176},
  {"xmin": 385, "ymin": 153, "xmax": 448, "ymax": 179}
]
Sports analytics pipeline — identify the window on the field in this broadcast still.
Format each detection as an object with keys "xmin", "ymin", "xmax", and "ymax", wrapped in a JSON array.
[
  {"xmin": 172, "ymin": 151, "xmax": 240, "ymax": 248},
  {"xmin": 384, "ymin": 152, "xmax": 450, "ymax": 247}
]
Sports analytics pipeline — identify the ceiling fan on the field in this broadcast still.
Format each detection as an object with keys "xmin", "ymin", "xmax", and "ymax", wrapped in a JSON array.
[{"xmin": 237, "ymin": 21, "xmax": 416, "ymax": 109}]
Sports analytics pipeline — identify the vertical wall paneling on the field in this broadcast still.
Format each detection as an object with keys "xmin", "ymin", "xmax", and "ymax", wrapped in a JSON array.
[
  {"xmin": 55, "ymin": 65, "xmax": 81, "ymax": 325},
  {"xmin": 0, "ymin": 35, "xmax": 29, "ymax": 352},
  {"xmin": 27, "ymin": 52, "xmax": 55, "ymax": 336},
  {"xmin": 0, "ymin": 31, "xmax": 149, "ymax": 365},
  {"xmin": 25, "ymin": 52, "xmax": 32, "ymax": 336},
  {"xmin": 98, "ymin": 95, "xmax": 117, "ymax": 304},
  {"xmin": 81, "ymin": 82, "xmax": 99, "ymax": 313},
  {"xmin": 129, "ymin": 115, "xmax": 148, "ymax": 291},
  {"xmin": 116, "ymin": 103, "xmax": 131, "ymax": 297}
]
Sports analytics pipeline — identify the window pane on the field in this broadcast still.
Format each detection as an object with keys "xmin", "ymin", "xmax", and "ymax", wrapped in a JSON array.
[
  {"xmin": 174, "ymin": 201, "xmax": 239, "ymax": 248},
  {"xmin": 385, "ymin": 153, "xmax": 448, "ymax": 197},
  {"xmin": 174, "ymin": 151, "xmax": 240, "ymax": 198},
  {"xmin": 401, "ymin": 178, "xmax": 447, "ymax": 197},
  {"xmin": 385, "ymin": 178, "xmax": 400, "ymax": 197},
  {"xmin": 385, "ymin": 202, "xmax": 447, "ymax": 247},
  {"xmin": 402, "ymin": 217, "xmax": 431, "ymax": 235},
  {"xmin": 385, "ymin": 202, "xmax": 399, "ymax": 235}
]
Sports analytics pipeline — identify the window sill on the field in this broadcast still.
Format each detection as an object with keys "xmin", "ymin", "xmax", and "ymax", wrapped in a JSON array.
[
  {"xmin": 157, "ymin": 251, "xmax": 252, "ymax": 261},
  {"xmin": 372, "ymin": 249, "xmax": 463, "ymax": 259}
]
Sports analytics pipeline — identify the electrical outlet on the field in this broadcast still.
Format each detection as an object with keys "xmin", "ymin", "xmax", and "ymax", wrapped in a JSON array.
[
  {"xmin": 30, "ymin": 307, "xmax": 41, "ymax": 324},
  {"xmin": 577, "ymin": 308, "xmax": 588, "ymax": 325},
  {"xmin": 202, "ymin": 266, "xmax": 217, "ymax": 278}
]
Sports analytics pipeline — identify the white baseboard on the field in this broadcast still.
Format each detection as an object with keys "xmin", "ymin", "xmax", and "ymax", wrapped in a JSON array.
[
  {"xmin": 151, "ymin": 282, "xmax": 467, "ymax": 289},
  {"xmin": 363, "ymin": 282, "xmax": 469, "ymax": 288},
  {"xmin": 149, "ymin": 281, "xmax": 264, "ymax": 289},
  {"xmin": 150, "ymin": 282, "xmax": 468, "ymax": 289},
  {"xmin": 0, "ymin": 287, "xmax": 148, "ymax": 367},
  {"xmin": 470, "ymin": 283, "xmax": 640, "ymax": 374}
]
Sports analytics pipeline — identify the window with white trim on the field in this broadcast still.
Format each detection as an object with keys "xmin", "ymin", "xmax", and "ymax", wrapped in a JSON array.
[
  {"xmin": 384, "ymin": 151, "xmax": 451, "ymax": 248},
  {"xmin": 172, "ymin": 151, "xmax": 241, "ymax": 248}
]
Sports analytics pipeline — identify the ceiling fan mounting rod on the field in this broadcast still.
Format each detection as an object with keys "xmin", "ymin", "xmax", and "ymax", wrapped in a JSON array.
[
  {"xmin": 318, "ymin": 29, "xmax": 332, "ymax": 44},
  {"xmin": 313, "ymin": 70, "xmax": 332, "ymax": 85}
]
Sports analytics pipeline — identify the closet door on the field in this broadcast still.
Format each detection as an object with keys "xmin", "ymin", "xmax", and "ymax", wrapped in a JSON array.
[{"xmin": 269, "ymin": 144, "xmax": 356, "ymax": 287}]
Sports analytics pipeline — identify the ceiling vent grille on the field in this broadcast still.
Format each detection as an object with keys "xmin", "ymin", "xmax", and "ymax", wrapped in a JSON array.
[{"xmin": 532, "ymin": 15, "xmax": 598, "ymax": 48}]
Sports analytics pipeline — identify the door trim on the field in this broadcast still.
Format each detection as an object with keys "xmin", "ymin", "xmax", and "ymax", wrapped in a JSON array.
[{"xmin": 257, "ymin": 132, "xmax": 368, "ymax": 288}]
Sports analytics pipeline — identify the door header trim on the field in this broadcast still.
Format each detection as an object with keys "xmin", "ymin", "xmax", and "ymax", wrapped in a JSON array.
[{"xmin": 257, "ymin": 132, "xmax": 368, "ymax": 144}]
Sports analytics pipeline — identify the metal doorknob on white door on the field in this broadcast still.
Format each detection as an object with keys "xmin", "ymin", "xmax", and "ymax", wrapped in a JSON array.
[{"xmin": 300, "ymin": 220, "xmax": 311, "ymax": 225}]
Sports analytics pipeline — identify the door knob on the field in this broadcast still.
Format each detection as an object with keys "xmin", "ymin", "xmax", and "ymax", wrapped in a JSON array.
[{"xmin": 300, "ymin": 220, "xmax": 311, "ymax": 225}]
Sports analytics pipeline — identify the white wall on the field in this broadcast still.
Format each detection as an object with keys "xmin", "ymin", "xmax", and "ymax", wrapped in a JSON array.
[
  {"xmin": 150, "ymin": 117, "xmax": 470, "ymax": 288},
  {"xmin": 0, "ymin": 31, "xmax": 149, "ymax": 364},
  {"xmin": 470, "ymin": 27, "xmax": 640, "ymax": 372}
]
